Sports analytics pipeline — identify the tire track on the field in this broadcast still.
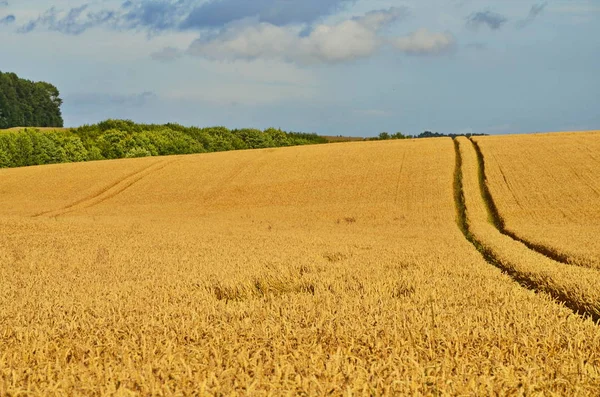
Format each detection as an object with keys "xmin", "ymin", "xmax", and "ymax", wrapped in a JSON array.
[
  {"xmin": 393, "ymin": 149, "xmax": 407, "ymax": 205},
  {"xmin": 453, "ymin": 138, "xmax": 600, "ymax": 323},
  {"xmin": 33, "ymin": 158, "xmax": 176, "ymax": 218},
  {"xmin": 201, "ymin": 151, "xmax": 273, "ymax": 206},
  {"xmin": 491, "ymin": 151, "xmax": 526, "ymax": 212},
  {"xmin": 468, "ymin": 138, "xmax": 574, "ymax": 266},
  {"xmin": 560, "ymin": 156, "xmax": 600, "ymax": 199}
]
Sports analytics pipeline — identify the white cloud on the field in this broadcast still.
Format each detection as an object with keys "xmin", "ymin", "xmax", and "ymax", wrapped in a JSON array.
[
  {"xmin": 357, "ymin": 7, "xmax": 407, "ymax": 30},
  {"xmin": 392, "ymin": 28, "xmax": 456, "ymax": 55},
  {"xmin": 187, "ymin": 7, "xmax": 408, "ymax": 64}
]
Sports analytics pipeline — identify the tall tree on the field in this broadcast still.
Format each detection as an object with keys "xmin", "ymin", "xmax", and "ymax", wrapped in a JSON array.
[{"xmin": 0, "ymin": 71, "xmax": 63, "ymax": 128}]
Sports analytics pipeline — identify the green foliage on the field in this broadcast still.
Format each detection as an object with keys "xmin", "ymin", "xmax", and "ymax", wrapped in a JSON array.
[
  {"xmin": 234, "ymin": 128, "xmax": 274, "ymax": 149},
  {"xmin": 61, "ymin": 136, "xmax": 89, "ymax": 162},
  {"xmin": 0, "ymin": 146, "xmax": 10, "ymax": 168},
  {"xmin": 87, "ymin": 146, "xmax": 104, "ymax": 161},
  {"xmin": 0, "ymin": 129, "xmax": 70, "ymax": 167},
  {"xmin": 126, "ymin": 147, "xmax": 153, "ymax": 158},
  {"xmin": 373, "ymin": 132, "xmax": 410, "ymax": 141},
  {"xmin": 0, "ymin": 71, "xmax": 63, "ymax": 128},
  {"xmin": 417, "ymin": 131, "xmax": 488, "ymax": 139},
  {"xmin": 391, "ymin": 132, "xmax": 409, "ymax": 139},
  {"xmin": 0, "ymin": 120, "xmax": 328, "ymax": 169}
]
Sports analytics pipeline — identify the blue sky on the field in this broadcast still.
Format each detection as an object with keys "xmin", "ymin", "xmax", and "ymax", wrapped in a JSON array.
[{"xmin": 1, "ymin": 0, "xmax": 598, "ymax": 136}]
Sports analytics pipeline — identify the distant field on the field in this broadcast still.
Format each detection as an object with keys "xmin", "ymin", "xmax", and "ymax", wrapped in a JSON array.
[{"xmin": 1, "ymin": 133, "xmax": 599, "ymax": 394}]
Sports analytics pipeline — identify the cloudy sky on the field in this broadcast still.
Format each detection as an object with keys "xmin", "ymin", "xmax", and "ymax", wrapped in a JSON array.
[{"xmin": 1, "ymin": 0, "xmax": 598, "ymax": 135}]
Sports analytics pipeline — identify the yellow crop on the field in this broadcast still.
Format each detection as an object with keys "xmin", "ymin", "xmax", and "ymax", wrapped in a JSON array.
[
  {"xmin": 1, "ymin": 137, "xmax": 600, "ymax": 395},
  {"xmin": 456, "ymin": 136, "xmax": 600, "ymax": 319},
  {"xmin": 473, "ymin": 131, "xmax": 600, "ymax": 269}
]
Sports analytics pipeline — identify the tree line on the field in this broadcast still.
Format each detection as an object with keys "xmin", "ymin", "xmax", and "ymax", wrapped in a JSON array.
[
  {"xmin": 0, "ymin": 119, "xmax": 328, "ymax": 168},
  {"xmin": 372, "ymin": 131, "xmax": 488, "ymax": 140},
  {"xmin": 0, "ymin": 71, "xmax": 64, "ymax": 129}
]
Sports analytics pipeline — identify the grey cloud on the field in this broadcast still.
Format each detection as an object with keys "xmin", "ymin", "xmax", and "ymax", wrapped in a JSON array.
[
  {"xmin": 0, "ymin": 14, "xmax": 14, "ymax": 24},
  {"xmin": 467, "ymin": 10, "xmax": 507, "ymax": 30},
  {"xmin": 0, "ymin": 0, "xmax": 11, "ymax": 25},
  {"xmin": 186, "ymin": 7, "xmax": 411, "ymax": 64},
  {"xmin": 121, "ymin": 0, "xmax": 195, "ymax": 32},
  {"xmin": 21, "ymin": 0, "xmax": 356, "ymax": 35},
  {"xmin": 19, "ymin": 1, "xmax": 194, "ymax": 34},
  {"xmin": 19, "ymin": 5, "xmax": 117, "ymax": 35},
  {"xmin": 150, "ymin": 46, "xmax": 183, "ymax": 62},
  {"xmin": 530, "ymin": 2, "xmax": 547, "ymax": 17},
  {"xmin": 181, "ymin": 0, "xmax": 354, "ymax": 30},
  {"xmin": 517, "ymin": 2, "xmax": 547, "ymax": 28}
]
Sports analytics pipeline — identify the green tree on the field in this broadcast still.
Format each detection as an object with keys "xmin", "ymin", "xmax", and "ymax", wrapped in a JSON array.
[
  {"xmin": 0, "ymin": 145, "xmax": 10, "ymax": 168},
  {"xmin": 0, "ymin": 120, "xmax": 331, "ymax": 169},
  {"xmin": 235, "ymin": 128, "xmax": 274, "ymax": 149},
  {"xmin": 0, "ymin": 71, "xmax": 63, "ymax": 128},
  {"xmin": 62, "ymin": 136, "xmax": 89, "ymax": 162},
  {"xmin": 391, "ymin": 132, "xmax": 408, "ymax": 139},
  {"xmin": 126, "ymin": 147, "xmax": 152, "ymax": 158},
  {"xmin": 14, "ymin": 132, "xmax": 34, "ymax": 166},
  {"xmin": 96, "ymin": 129, "xmax": 128, "ymax": 159},
  {"xmin": 378, "ymin": 132, "xmax": 390, "ymax": 140}
]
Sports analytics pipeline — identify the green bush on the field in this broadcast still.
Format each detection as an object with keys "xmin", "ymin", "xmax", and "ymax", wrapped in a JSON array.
[
  {"xmin": 126, "ymin": 147, "xmax": 153, "ymax": 158},
  {"xmin": 0, "ymin": 120, "xmax": 328, "ymax": 169}
]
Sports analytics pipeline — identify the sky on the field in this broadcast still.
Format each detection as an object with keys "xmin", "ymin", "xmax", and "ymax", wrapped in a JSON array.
[{"xmin": 1, "ymin": 0, "xmax": 599, "ymax": 136}]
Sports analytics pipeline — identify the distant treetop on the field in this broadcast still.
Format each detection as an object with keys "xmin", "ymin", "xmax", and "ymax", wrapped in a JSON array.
[{"xmin": 0, "ymin": 71, "xmax": 64, "ymax": 129}]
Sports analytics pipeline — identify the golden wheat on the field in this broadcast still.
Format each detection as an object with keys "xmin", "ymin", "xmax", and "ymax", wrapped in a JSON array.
[
  {"xmin": 1, "ymin": 138, "xmax": 600, "ymax": 395},
  {"xmin": 456, "ymin": 136, "xmax": 600, "ymax": 319},
  {"xmin": 473, "ymin": 131, "xmax": 600, "ymax": 268}
]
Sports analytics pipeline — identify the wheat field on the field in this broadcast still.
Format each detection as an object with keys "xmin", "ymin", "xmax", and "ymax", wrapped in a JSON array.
[
  {"xmin": 472, "ymin": 132, "xmax": 600, "ymax": 269},
  {"xmin": 456, "ymin": 136, "xmax": 600, "ymax": 321},
  {"xmin": 2, "ymin": 137, "xmax": 600, "ymax": 395}
]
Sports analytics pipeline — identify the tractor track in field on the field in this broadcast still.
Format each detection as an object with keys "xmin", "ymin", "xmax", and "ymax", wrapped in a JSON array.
[
  {"xmin": 33, "ymin": 158, "xmax": 176, "ymax": 218},
  {"xmin": 393, "ymin": 149, "xmax": 407, "ymax": 205},
  {"xmin": 200, "ymin": 152, "xmax": 269, "ymax": 205},
  {"xmin": 468, "ymin": 137, "xmax": 575, "ymax": 266},
  {"xmin": 453, "ymin": 138, "xmax": 600, "ymax": 324}
]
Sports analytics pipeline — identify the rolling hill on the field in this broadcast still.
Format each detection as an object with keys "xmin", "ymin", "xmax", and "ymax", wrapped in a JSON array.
[{"xmin": 1, "ymin": 134, "xmax": 599, "ymax": 394}]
